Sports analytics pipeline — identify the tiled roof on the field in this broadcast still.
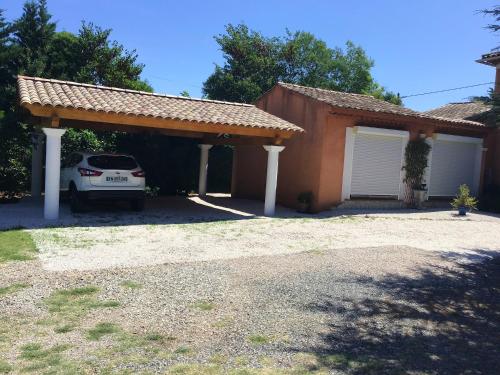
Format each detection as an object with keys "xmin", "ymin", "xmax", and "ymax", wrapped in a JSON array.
[
  {"xmin": 424, "ymin": 102, "xmax": 492, "ymax": 122},
  {"xmin": 278, "ymin": 82, "xmax": 485, "ymax": 128},
  {"xmin": 18, "ymin": 76, "xmax": 303, "ymax": 133}
]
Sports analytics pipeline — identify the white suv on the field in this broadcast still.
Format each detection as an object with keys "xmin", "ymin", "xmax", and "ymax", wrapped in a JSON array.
[{"xmin": 60, "ymin": 152, "xmax": 146, "ymax": 212}]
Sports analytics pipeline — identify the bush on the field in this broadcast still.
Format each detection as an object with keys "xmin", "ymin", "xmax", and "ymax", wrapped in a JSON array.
[{"xmin": 451, "ymin": 184, "xmax": 478, "ymax": 210}]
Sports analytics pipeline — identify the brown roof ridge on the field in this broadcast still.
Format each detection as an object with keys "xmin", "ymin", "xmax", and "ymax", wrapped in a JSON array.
[
  {"xmin": 17, "ymin": 75, "xmax": 254, "ymax": 108},
  {"xmin": 277, "ymin": 81, "xmax": 485, "ymax": 128},
  {"xmin": 277, "ymin": 81, "xmax": 393, "ymax": 101}
]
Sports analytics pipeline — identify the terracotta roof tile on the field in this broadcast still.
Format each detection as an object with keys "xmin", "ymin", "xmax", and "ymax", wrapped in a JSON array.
[
  {"xmin": 424, "ymin": 102, "xmax": 491, "ymax": 122},
  {"xmin": 278, "ymin": 82, "xmax": 486, "ymax": 128},
  {"xmin": 18, "ymin": 76, "xmax": 303, "ymax": 133}
]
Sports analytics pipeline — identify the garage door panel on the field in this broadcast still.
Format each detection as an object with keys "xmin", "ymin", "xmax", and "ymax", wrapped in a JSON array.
[
  {"xmin": 351, "ymin": 133, "xmax": 403, "ymax": 196},
  {"xmin": 429, "ymin": 139, "xmax": 477, "ymax": 197}
]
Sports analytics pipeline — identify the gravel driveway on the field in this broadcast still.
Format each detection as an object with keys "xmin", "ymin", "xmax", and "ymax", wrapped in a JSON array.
[
  {"xmin": 1, "ymin": 245, "xmax": 499, "ymax": 374},
  {"xmin": 8, "ymin": 195, "xmax": 500, "ymax": 271},
  {"xmin": 1, "ymin": 195, "xmax": 500, "ymax": 373}
]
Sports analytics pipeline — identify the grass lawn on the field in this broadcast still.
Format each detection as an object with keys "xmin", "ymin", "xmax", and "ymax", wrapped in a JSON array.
[{"xmin": 0, "ymin": 229, "xmax": 37, "ymax": 263}]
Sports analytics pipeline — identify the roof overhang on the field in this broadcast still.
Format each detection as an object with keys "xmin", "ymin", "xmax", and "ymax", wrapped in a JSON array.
[
  {"xmin": 476, "ymin": 52, "xmax": 500, "ymax": 66},
  {"xmin": 23, "ymin": 102, "xmax": 297, "ymax": 142}
]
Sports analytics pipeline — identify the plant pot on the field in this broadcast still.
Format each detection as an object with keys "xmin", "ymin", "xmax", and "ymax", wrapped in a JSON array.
[
  {"xmin": 297, "ymin": 202, "xmax": 309, "ymax": 213},
  {"xmin": 458, "ymin": 206, "xmax": 467, "ymax": 216},
  {"xmin": 413, "ymin": 189, "xmax": 427, "ymax": 208}
]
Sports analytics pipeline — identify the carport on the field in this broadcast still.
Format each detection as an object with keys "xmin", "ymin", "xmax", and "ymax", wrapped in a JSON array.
[{"xmin": 18, "ymin": 76, "xmax": 303, "ymax": 220}]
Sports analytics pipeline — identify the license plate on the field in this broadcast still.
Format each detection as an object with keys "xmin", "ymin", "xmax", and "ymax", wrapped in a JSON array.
[{"xmin": 106, "ymin": 176, "xmax": 128, "ymax": 182}]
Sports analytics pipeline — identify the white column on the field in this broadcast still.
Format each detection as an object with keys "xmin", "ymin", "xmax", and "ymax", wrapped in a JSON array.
[
  {"xmin": 263, "ymin": 145, "xmax": 285, "ymax": 216},
  {"xmin": 31, "ymin": 131, "xmax": 45, "ymax": 198},
  {"xmin": 472, "ymin": 144, "xmax": 485, "ymax": 196},
  {"xmin": 43, "ymin": 128, "xmax": 66, "ymax": 220},
  {"xmin": 198, "ymin": 144, "xmax": 212, "ymax": 197},
  {"xmin": 341, "ymin": 127, "xmax": 355, "ymax": 201}
]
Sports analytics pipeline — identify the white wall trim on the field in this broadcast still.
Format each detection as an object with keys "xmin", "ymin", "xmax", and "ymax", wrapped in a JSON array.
[
  {"xmin": 472, "ymin": 142, "xmax": 484, "ymax": 195},
  {"xmin": 354, "ymin": 126, "xmax": 409, "ymax": 138},
  {"xmin": 341, "ymin": 127, "xmax": 355, "ymax": 201},
  {"xmin": 434, "ymin": 133, "xmax": 483, "ymax": 144}
]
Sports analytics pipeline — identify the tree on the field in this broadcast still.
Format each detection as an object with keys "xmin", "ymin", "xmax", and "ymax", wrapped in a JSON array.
[
  {"xmin": 203, "ymin": 24, "xmax": 400, "ymax": 104},
  {"xmin": 0, "ymin": 1, "xmax": 154, "ymax": 195},
  {"xmin": 482, "ymin": 6, "xmax": 500, "ymax": 34},
  {"xmin": 203, "ymin": 24, "xmax": 282, "ymax": 103},
  {"xmin": 12, "ymin": 0, "xmax": 55, "ymax": 77}
]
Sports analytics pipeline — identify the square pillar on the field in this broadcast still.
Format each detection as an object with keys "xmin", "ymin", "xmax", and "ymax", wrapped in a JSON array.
[
  {"xmin": 31, "ymin": 131, "xmax": 45, "ymax": 198},
  {"xmin": 198, "ymin": 144, "xmax": 213, "ymax": 197},
  {"xmin": 43, "ymin": 127, "xmax": 66, "ymax": 220},
  {"xmin": 263, "ymin": 145, "xmax": 285, "ymax": 216}
]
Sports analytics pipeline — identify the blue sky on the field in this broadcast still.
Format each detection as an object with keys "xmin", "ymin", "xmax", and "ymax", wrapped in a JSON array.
[{"xmin": 3, "ymin": 0, "xmax": 499, "ymax": 111}]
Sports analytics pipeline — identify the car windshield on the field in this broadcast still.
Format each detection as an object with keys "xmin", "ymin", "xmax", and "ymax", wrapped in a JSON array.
[{"xmin": 87, "ymin": 155, "xmax": 138, "ymax": 170}]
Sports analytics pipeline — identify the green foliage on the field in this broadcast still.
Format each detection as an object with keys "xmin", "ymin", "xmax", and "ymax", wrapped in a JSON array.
[
  {"xmin": 203, "ymin": 23, "xmax": 400, "ymax": 104},
  {"xmin": 0, "ymin": 282, "xmax": 29, "ymax": 296},
  {"xmin": 86, "ymin": 322, "xmax": 120, "ymax": 341},
  {"xmin": 45, "ymin": 286, "xmax": 119, "ymax": 321},
  {"xmin": 403, "ymin": 138, "xmax": 431, "ymax": 189},
  {"xmin": 0, "ymin": 1, "xmax": 151, "ymax": 194},
  {"xmin": 0, "ymin": 229, "xmax": 37, "ymax": 262},
  {"xmin": 451, "ymin": 184, "xmax": 478, "ymax": 210}
]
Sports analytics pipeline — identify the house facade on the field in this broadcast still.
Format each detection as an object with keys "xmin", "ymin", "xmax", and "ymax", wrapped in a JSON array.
[{"xmin": 231, "ymin": 83, "xmax": 493, "ymax": 212}]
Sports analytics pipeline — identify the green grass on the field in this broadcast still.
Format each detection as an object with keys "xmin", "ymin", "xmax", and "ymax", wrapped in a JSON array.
[
  {"xmin": 54, "ymin": 324, "xmax": 74, "ymax": 334},
  {"xmin": 0, "ymin": 282, "xmax": 29, "ymax": 296},
  {"xmin": 247, "ymin": 334, "xmax": 270, "ymax": 345},
  {"xmin": 145, "ymin": 333, "xmax": 163, "ymax": 341},
  {"xmin": 0, "ymin": 229, "xmax": 36, "ymax": 263},
  {"xmin": 18, "ymin": 342, "xmax": 77, "ymax": 373},
  {"xmin": 120, "ymin": 280, "xmax": 143, "ymax": 289},
  {"xmin": 0, "ymin": 360, "xmax": 12, "ymax": 374},
  {"xmin": 87, "ymin": 322, "xmax": 120, "ymax": 341},
  {"xmin": 45, "ymin": 286, "xmax": 120, "ymax": 321},
  {"xmin": 192, "ymin": 300, "xmax": 215, "ymax": 311},
  {"xmin": 173, "ymin": 346, "xmax": 191, "ymax": 355}
]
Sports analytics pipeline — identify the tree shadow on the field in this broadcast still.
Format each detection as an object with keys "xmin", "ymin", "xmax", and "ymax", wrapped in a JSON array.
[{"xmin": 302, "ymin": 254, "xmax": 500, "ymax": 374}]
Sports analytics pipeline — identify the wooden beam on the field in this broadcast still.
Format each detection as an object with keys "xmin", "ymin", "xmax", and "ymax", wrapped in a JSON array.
[
  {"xmin": 24, "ymin": 103, "xmax": 297, "ymax": 139},
  {"xmin": 51, "ymin": 116, "xmax": 60, "ymax": 128},
  {"xmin": 202, "ymin": 136, "xmax": 276, "ymax": 146},
  {"xmin": 60, "ymin": 119, "xmax": 204, "ymax": 138}
]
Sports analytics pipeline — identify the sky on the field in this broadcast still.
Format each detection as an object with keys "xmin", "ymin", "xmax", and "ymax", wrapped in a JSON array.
[{"xmin": 3, "ymin": 0, "xmax": 499, "ymax": 111}]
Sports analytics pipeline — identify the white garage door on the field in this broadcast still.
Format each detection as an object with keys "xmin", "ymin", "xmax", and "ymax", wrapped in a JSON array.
[
  {"xmin": 428, "ymin": 136, "xmax": 481, "ymax": 197},
  {"xmin": 351, "ymin": 132, "xmax": 405, "ymax": 197}
]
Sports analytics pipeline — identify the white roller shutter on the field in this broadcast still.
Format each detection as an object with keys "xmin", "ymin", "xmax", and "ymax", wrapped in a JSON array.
[
  {"xmin": 428, "ymin": 136, "xmax": 481, "ymax": 197},
  {"xmin": 351, "ymin": 132, "xmax": 405, "ymax": 197}
]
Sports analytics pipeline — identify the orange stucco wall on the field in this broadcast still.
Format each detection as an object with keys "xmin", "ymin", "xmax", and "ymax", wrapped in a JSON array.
[{"xmin": 232, "ymin": 86, "xmax": 492, "ymax": 213}]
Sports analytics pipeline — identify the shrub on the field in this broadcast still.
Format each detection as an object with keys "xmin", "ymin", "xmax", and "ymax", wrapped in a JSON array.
[{"xmin": 451, "ymin": 184, "xmax": 478, "ymax": 210}]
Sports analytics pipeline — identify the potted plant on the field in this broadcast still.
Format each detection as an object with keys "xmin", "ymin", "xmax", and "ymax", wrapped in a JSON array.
[
  {"xmin": 402, "ymin": 137, "xmax": 431, "ymax": 208},
  {"xmin": 297, "ymin": 191, "xmax": 313, "ymax": 213},
  {"xmin": 451, "ymin": 184, "xmax": 478, "ymax": 216}
]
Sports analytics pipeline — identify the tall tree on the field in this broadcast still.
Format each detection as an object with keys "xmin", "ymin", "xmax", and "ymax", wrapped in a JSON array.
[
  {"xmin": 203, "ymin": 24, "xmax": 282, "ymax": 103},
  {"xmin": 203, "ymin": 24, "xmax": 401, "ymax": 105},
  {"xmin": 12, "ymin": 0, "xmax": 55, "ymax": 76}
]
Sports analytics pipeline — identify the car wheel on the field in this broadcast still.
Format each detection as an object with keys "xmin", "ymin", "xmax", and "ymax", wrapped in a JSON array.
[
  {"xmin": 70, "ymin": 185, "xmax": 85, "ymax": 213},
  {"xmin": 130, "ymin": 198, "xmax": 145, "ymax": 211}
]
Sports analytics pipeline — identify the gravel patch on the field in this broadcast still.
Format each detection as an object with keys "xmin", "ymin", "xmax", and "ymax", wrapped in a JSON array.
[
  {"xmin": 26, "ymin": 207, "xmax": 500, "ymax": 271},
  {"xmin": 1, "ymin": 246, "xmax": 498, "ymax": 374}
]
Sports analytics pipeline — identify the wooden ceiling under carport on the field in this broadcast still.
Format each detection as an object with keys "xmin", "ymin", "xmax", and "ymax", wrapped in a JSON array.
[{"xmin": 18, "ymin": 76, "xmax": 304, "ymax": 146}]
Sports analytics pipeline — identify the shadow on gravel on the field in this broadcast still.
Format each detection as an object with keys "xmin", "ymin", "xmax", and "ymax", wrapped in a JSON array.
[{"xmin": 303, "ymin": 254, "xmax": 500, "ymax": 375}]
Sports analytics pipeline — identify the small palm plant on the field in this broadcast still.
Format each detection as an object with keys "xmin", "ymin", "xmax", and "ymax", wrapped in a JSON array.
[{"xmin": 451, "ymin": 184, "xmax": 478, "ymax": 216}]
